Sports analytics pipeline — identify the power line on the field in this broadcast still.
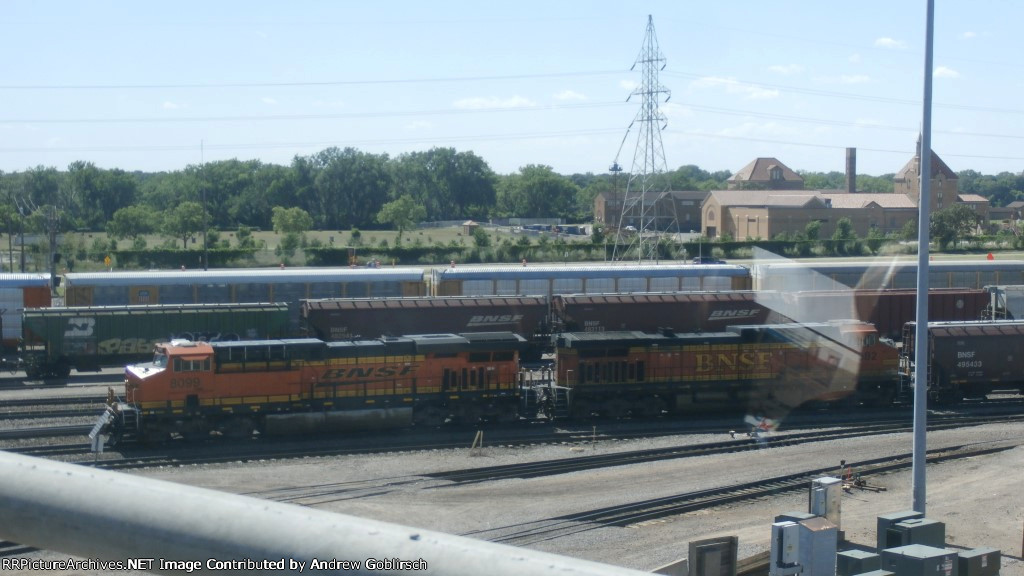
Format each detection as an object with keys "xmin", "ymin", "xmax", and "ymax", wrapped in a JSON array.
[{"xmin": 0, "ymin": 70, "xmax": 623, "ymax": 91}]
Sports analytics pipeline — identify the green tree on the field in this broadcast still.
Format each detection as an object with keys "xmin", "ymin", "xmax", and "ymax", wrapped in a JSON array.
[
  {"xmin": 830, "ymin": 217, "xmax": 857, "ymax": 255},
  {"xmin": 900, "ymin": 218, "xmax": 918, "ymax": 241},
  {"xmin": 865, "ymin": 226, "xmax": 886, "ymax": 253},
  {"xmin": 389, "ymin": 148, "xmax": 497, "ymax": 221},
  {"xmin": 271, "ymin": 206, "xmax": 314, "ymax": 234},
  {"xmin": 805, "ymin": 220, "xmax": 821, "ymax": 241},
  {"xmin": 496, "ymin": 165, "xmax": 580, "ymax": 218},
  {"xmin": 68, "ymin": 161, "xmax": 139, "ymax": 230},
  {"xmin": 107, "ymin": 205, "xmax": 156, "ymax": 241},
  {"xmin": 930, "ymin": 204, "xmax": 979, "ymax": 250},
  {"xmin": 294, "ymin": 147, "xmax": 392, "ymax": 230},
  {"xmin": 376, "ymin": 194, "xmax": 426, "ymax": 242},
  {"xmin": 471, "ymin": 225, "xmax": 491, "ymax": 248},
  {"xmin": 163, "ymin": 201, "xmax": 207, "ymax": 250}
]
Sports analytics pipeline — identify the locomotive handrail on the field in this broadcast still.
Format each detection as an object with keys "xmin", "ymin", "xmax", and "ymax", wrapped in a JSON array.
[{"xmin": 0, "ymin": 451, "xmax": 650, "ymax": 576}]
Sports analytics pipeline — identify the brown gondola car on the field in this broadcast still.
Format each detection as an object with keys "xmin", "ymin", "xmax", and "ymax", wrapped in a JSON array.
[
  {"xmin": 552, "ymin": 291, "xmax": 785, "ymax": 334},
  {"xmin": 301, "ymin": 296, "xmax": 550, "ymax": 361},
  {"xmin": 900, "ymin": 320, "xmax": 1024, "ymax": 402},
  {"xmin": 109, "ymin": 332, "xmax": 527, "ymax": 442},
  {"xmin": 555, "ymin": 320, "xmax": 900, "ymax": 419}
]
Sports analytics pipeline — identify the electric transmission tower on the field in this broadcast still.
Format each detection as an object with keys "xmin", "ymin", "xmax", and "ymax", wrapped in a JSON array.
[{"xmin": 612, "ymin": 15, "xmax": 678, "ymax": 262}]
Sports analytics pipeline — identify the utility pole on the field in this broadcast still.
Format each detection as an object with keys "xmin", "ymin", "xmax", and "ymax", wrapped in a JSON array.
[
  {"xmin": 13, "ymin": 196, "xmax": 27, "ymax": 273},
  {"xmin": 201, "ymin": 140, "xmax": 208, "ymax": 271},
  {"xmin": 47, "ymin": 205, "xmax": 59, "ymax": 297}
]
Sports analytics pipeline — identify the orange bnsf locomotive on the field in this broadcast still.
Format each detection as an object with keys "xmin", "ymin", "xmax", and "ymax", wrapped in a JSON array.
[
  {"xmin": 104, "ymin": 332, "xmax": 526, "ymax": 443},
  {"xmin": 554, "ymin": 320, "xmax": 900, "ymax": 420},
  {"xmin": 101, "ymin": 320, "xmax": 900, "ymax": 443}
]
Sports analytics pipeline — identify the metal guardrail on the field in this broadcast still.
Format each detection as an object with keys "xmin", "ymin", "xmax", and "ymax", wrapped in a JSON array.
[{"xmin": 0, "ymin": 451, "xmax": 652, "ymax": 575}]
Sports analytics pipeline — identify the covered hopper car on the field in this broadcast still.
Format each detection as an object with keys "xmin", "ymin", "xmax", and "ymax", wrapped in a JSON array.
[
  {"xmin": 900, "ymin": 320, "xmax": 1024, "ymax": 402},
  {"xmin": 21, "ymin": 303, "xmax": 290, "ymax": 378},
  {"xmin": 301, "ymin": 296, "xmax": 551, "ymax": 361},
  {"xmin": 552, "ymin": 291, "xmax": 784, "ymax": 334}
]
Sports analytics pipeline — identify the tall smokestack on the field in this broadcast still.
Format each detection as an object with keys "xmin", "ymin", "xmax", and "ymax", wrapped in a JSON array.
[{"xmin": 845, "ymin": 147, "xmax": 857, "ymax": 194}]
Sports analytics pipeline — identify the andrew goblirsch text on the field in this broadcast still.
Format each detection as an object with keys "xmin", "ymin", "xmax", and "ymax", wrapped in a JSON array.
[{"xmin": 2, "ymin": 556, "xmax": 428, "ymax": 572}]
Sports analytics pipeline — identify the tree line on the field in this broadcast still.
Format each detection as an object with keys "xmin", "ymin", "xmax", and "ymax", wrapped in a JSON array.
[{"xmin": 0, "ymin": 146, "xmax": 1021, "ymax": 248}]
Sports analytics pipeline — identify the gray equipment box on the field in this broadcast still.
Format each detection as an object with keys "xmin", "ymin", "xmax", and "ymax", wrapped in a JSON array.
[
  {"xmin": 881, "ymin": 544, "xmax": 958, "ymax": 576},
  {"xmin": 837, "ymin": 550, "xmax": 880, "ymax": 576},
  {"xmin": 889, "ymin": 518, "xmax": 945, "ymax": 549},
  {"xmin": 876, "ymin": 510, "xmax": 923, "ymax": 551},
  {"xmin": 957, "ymin": 547, "xmax": 1000, "ymax": 576}
]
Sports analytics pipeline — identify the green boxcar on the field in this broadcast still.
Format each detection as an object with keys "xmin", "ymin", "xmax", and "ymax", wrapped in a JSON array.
[{"xmin": 21, "ymin": 303, "xmax": 291, "ymax": 378}]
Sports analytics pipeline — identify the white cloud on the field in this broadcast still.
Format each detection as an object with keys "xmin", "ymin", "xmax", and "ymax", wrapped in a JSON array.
[
  {"xmin": 848, "ymin": 53, "xmax": 862, "ymax": 64},
  {"xmin": 162, "ymin": 101, "xmax": 180, "ymax": 110},
  {"xmin": 619, "ymin": 79, "xmax": 638, "ymax": 91},
  {"xmin": 961, "ymin": 31, "xmax": 976, "ymax": 40},
  {"xmin": 554, "ymin": 90, "xmax": 587, "ymax": 101},
  {"xmin": 661, "ymin": 102, "xmax": 692, "ymax": 120},
  {"xmin": 934, "ymin": 66, "xmax": 960, "ymax": 78},
  {"xmin": 690, "ymin": 76, "xmax": 779, "ymax": 100},
  {"xmin": 874, "ymin": 37, "xmax": 907, "ymax": 49},
  {"xmin": 839, "ymin": 75, "xmax": 871, "ymax": 84},
  {"xmin": 767, "ymin": 64, "xmax": 803, "ymax": 76},
  {"xmin": 452, "ymin": 96, "xmax": 536, "ymax": 110},
  {"xmin": 405, "ymin": 120, "xmax": 432, "ymax": 131},
  {"xmin": 261, "ymin": 97, "xmax": 278, "ymax": 105},
  {"xmin": 312, "ymin": 99, "xmax": 345, "ymax": 108}
]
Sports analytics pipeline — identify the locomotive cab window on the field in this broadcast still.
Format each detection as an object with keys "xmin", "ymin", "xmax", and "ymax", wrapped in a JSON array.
[{"xmin": 173, "ymin": 357, "xmax": 211, "ymax": 372}]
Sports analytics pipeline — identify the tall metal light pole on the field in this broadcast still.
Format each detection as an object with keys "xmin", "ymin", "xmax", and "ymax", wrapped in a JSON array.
[{"xmin": 912, "ymin": 0, "xmax": 935, "ymax": 515}]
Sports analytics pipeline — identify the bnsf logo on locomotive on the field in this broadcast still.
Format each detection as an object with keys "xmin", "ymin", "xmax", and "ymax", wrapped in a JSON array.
[
  {"xmin": 467, "ymin": 314, "xmax": 523, "ymax": 327},
  {"xmin": 320, "ymin": 365, "xmax": 418, "ymax": 380},
  {"xmin": 695, "ymin": 351, "xmax": 771, "ymax": 372},
  {"xmin": 707, "ymin": 309, "xmax": 762, "ymax": 320}
]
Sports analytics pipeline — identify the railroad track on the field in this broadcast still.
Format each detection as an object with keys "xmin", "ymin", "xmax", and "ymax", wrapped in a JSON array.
[
  {"xmin": 1, "ymin": 408, "xmax": 106, "ymax": 421},
  {"xmin": 0, "ymin": 425, "xmax": 95, "ymax": 441},
  {"xmin": 0, "ymin": 395, "xmax": 106, "ymax": 408},
  {"xmin": 426, "ymin": 412, "xmax": 1024, "ymax": 483},
  {"xmin": 7, "ymin": 401, "xmax": 1023, "ymax": 471},
  {"xmin": 467, "ymin": 442, "xmax": 1020, "ymax": 547}
]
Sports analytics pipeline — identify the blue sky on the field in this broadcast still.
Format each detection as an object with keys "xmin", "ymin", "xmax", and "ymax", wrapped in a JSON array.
[{"xmin": 1, "ymin": 1, "xmax": 1021, "ymax": 178}]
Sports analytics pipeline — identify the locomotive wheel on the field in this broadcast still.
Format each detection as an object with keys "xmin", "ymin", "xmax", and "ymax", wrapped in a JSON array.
[
  {"xmin": 569, "ymin": 399, "xmax": 594, "ymax": 419},
  {"xmin": 603, "ymin": 398, "xmax": 630, "ymax": 419},
  {"xmin": 178, "ymin": 419, "xmax": 211, "ymax": 441},
  {"xmin": 55, "ymin": 361, "xmax": 72, "ymax": 379},
  {"xmin": 492, "ymin": 404, "xmax": 518, "ymax": 423},
  {"xmin": 413, "ymin": 405, "xmax": 446, "ymax": 427},
  {"xmin": 221, "ymin": 418, "xmax": 255, "ymax": 439},
  {"xmin": 25, "ymin": 364, "xmax": 42, "ymax": 380},
  {"xmin": 631, "ymin": 396, "xmax": 664, "ymax": 418}
]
